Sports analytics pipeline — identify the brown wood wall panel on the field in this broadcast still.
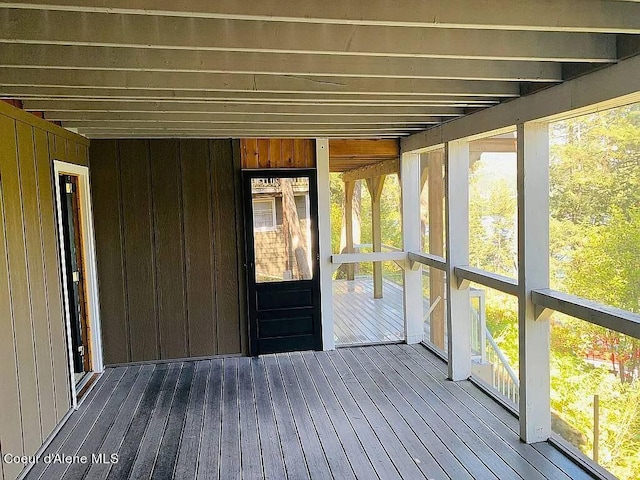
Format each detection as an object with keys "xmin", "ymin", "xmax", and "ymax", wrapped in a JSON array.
[
  {"xmin": 11, "ymin": 122, "xmax": 44, "ymax": 454},
  {"xmin": 33, "ymin": 127, "xmax": 70, "ymax": 421},
  {"xmin": 90, "ymin": 140, "xmax": 129, "ymax": 364},
  {"xmin": 181, "ymin": 140, "xmax": 217, "ymax": 357},
  {"xmin": 0, "ymin": 115, "xmax": 26, "ymax": 480},
  {"xmin": 211, "ymin": 140, "xmax": 242, "ymax": 354},
  {"xmin": 0, "ymin": 102, "xmax": 85, "ymax": 480},
  {"xmin": 150, "ymin": 140, "xmax": 188, "ymax": 359},
  {"xmin": 119, "ymin": 140, "xmax": 159, "ymax": 362},
  {"xmin": 16, "ymin": 122, "xmax": 57, "ymax": 439},
  {"xmin": 91, "ymin": 139, "xmax": 245, "ymax": 364},
  {"xmin": 240, "ymin": 138, "xmax": 316, "ymax": 169}
]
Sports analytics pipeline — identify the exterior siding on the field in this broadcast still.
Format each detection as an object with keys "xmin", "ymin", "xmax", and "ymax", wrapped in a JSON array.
[
  {"xmin": 91, "ymin": 139, "xmax": 246, "ymax": 364},
  {"xmin": 0, "ymin": 101, "xmax": 88, "ymax": 480},
  {"xmin": 241, "ymin": 138, "xmax": 316, "ymax": 169}
]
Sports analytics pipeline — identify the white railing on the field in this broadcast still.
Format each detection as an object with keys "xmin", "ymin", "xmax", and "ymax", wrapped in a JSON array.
[{"xmin": 485, "ymin": 328, "xmax": 520, "ymax": 404}]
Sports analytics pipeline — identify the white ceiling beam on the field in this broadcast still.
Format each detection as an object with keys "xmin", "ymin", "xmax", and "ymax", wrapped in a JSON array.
[
  {"xmin": 63, "ymin": 122, "xmax": 429, "ymax": 131},
  {"xmin": 74, "ymin": 129, "xmax": 416, "ymax": 138},
  {"xmin": 22, "ymin": 100, "xmax": 465, "ymax": 116},
  {"xmin": 402, "ymin": 55, "xmax": 640, "ymax": 152},
  {"xmin": 0, "ymin": 9, "xmax": 617, "ymax": 62},
  {"xmin": 0, "ymin": 44, "xmax": 563, "ymax": 82},
  {"xmin": 71, "ymin": 124, "xmax": 422, "ymax": 131},
  {"xmin": 44, "ymin": 113, "xmax": 445, "ymax": 124},
  {"xmin": 7, "ymin": 90, "xmax": 499, "ymax": 106},
  {"xmin": 0, "ymin": 69, "xmax": 520, "ymax": 97},
  {"xmin": 86, "ymin": 133, "xmax": 404, "ymax": 139},
  {"xmin": 3, "ymin": 0, "xmax": 639, "ymax": 33}
]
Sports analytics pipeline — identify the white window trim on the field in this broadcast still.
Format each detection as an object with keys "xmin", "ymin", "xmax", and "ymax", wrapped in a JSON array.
[
  {"xmin": 252, "ymin": 197, "xmax": 277, "ymax": 232},
  {"xmin": 53, "ymin": 161, "xmax": 103, "ymax": 410}
]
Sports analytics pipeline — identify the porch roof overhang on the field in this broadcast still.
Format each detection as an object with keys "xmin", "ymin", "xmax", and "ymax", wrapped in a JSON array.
[{"xmin": 0, "ymin": 0, "xmax": 639, "ymax": 140}]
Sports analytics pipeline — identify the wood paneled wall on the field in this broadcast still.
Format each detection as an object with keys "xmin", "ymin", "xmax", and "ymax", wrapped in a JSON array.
[
  {"xmin": 90, "ymin": 139, "xmax": 246, "ymax": 365},
  {"xmin": 241, "ymin": 138, "xmax": 316, "ymax": 168},
  {"xmin": 0, "ymin": 101, "xmax": 88, "ymax": 480}
]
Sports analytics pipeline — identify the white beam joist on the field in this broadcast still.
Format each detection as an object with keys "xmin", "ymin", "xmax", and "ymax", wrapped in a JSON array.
[
  {"xmin": 85, "ymin": 133, "xmax": 404, "ymax": 139},
  {"xmin": 3, "ymin": 0, "xmax": 639, "ymax": 33},
  {"xmin": 0, "ymin": 9, "xmax": 617, "ymax": 62},
  {"xmin": 0, "ymin": 44, "xmax": 563, "ymax": 82},
  {"xmin": 402, "ymin": 55, "xmax": 640, "ymax": 152},
  {"xmin": 75, "ymin": 126, "xmax": 416, "ymax": 133},
  {"xmin": 47, "ymin": 114, "xmax": 443, "ymax": 124},
  {"xmin": 2, "ymin": 88, "xmax": 501, "ymax": 106},
  {"xmin": 25, "ymin": 101, "xmax": 464, "ymax": 117},
  {"xmin": 0, "ymin": 69, "xmax": 520, "ymax": 97},
  {"xmin": 62, "ymin": 122, "xmax": 428, "ymax": 131}
]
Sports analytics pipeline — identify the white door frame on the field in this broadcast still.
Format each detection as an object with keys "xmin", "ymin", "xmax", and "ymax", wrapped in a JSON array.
[{"xmin": 53, "ymin": 161, "xmax": 103, "ymax": 409}]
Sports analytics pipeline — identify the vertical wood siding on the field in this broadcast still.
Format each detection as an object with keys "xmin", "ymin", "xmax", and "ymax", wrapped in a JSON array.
[
  {"xmin": 240, "ymin": 139, "xmax": 316, "ymax": 169},
  {"xmin": 0, "ymin": 103, "xmax": 88, "ymax": 480},
  {"xmin": 91, "ymin": 139, "xmax": 245, "ymax": 365}
]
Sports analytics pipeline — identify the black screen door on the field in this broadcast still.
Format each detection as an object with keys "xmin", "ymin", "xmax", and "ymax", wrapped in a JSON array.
[{"xmin": 243, "ymin": 169, "xmax": 322, "ymax": 355}]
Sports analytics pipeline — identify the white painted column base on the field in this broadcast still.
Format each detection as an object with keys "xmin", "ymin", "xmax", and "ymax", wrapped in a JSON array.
[
  {"xmin": 401, "ymin": 152, "xmax": 423, "ymax": 345},
  {"xmin": 517, "ymin": 122, "xmax": 551, "ymax": 442},
  {"xmin": 445, "ymin": 140, "xmax": 472, "ymax": 381},
  {"xmin": 316, "ymin": 139, "xmax": 335, "ymax": 351}
]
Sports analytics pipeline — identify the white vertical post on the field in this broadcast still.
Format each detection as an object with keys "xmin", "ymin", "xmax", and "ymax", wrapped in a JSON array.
[
  {"xmin": 316, "ymin": 138, "xmax": 335, "ymax": 351},
  {"xmin": 517, "ymin": 122, "xmax": 551, "ymax": 443},
  {"xmin": 401, "ymin": 151, "xmax": 422, "ymax": 344},
  {"xmin": 445, "ymin": 140, "xmax": 471, "ymax": 381}
]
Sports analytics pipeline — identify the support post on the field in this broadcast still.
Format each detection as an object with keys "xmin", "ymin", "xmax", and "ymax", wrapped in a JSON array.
[
  {"xmin": 366, "ymin": 175, "xmax": 385, "ymax": 299},
  {"xmin": 517, "ymin": 122, "xmax": 551, "ymax": 442},
  {"xmin": 402, "ymin": 152, "xmax": 423, "ymax": 344},
  {"xmin": 427, "ymin": 150, "xmax": 446, "ymax": 350},
  {"xmin": 344, "ymin": 180, "xmax": 355, "ymax": 280},
  {"xmin": 316, "ymin": 138, "xmax": 335, "ymax": 351},
  {"xmin": 445, "ymin": 140, "xmax": 471, "ymax": 381}
]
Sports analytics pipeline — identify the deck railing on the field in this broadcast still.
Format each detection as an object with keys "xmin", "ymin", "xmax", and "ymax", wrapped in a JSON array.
[{"xmin": 485, "ymin": 327, "xmax": 520, "ymax": 404}]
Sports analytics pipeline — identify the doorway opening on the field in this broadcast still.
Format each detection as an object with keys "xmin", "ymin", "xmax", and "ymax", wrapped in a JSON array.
[
  {"xmin": 54, "ymin": 161, "xmax": 103, "ymax": 406},
  {"xmin": 243, "ymin": 169, "xmax": 322, "ymax": 355}
]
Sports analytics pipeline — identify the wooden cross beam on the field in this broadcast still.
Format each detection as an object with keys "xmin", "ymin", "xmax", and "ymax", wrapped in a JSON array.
[{"xmin": 342, "ymin": 158, "xmax": 399, "ymax": 183}]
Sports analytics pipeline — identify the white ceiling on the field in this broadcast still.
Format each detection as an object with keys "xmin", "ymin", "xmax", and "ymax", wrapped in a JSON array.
[{"xmin": 0, "ymin": 0, "xmax": 638, "ymax": 139}]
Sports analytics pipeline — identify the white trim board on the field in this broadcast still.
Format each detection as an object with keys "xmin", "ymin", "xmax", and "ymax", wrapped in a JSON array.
[
  {"xmin": 53, "ymin": 160, "xmax": 103, "ymax": 409},
  {"xmin": 315, "ymin": 138, "xmax": 335, "ymax": 351}
]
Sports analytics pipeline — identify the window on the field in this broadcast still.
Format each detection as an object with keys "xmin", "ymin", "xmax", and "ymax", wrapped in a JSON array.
[{"xmin": 252, "ymin": 198, "xmax": 276, "ymax": 231}]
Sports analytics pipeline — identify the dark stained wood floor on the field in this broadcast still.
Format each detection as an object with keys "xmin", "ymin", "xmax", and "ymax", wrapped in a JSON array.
[{"xmin": 25, "ymin": 344, "xmax": 596, "ymax": 480}]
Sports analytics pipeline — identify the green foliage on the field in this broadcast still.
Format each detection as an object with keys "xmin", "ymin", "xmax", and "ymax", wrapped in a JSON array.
[
  {"xmin": 477, "ymin": 105, "xmax": 640, "ymax": 479},
  {"xmin": 330, "ymin": 173, "xmax": 402, "ymax": 280},
  {"xmin": 545, "ymin": 104, "xmax": 640, "ymax": 479},
  {"xmin": 550, "ymin": 105, "xmax": 640, "ymax": 226},
  {"xmin": 469, "ymin": 155, "xmax": 517, "ymax": 278}
]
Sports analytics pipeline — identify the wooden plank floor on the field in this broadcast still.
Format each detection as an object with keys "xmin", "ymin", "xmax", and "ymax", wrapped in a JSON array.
[
  {"xmin": 333, "ymin": 277, "xmax": 407, "ymax": 345},
  {"xmin": 333, "ymin": 278, "xmax": 435, "ymax": 346},
  {"xmin": 24, "ymin": 345, "xmax": 597, "ymax": 480}
]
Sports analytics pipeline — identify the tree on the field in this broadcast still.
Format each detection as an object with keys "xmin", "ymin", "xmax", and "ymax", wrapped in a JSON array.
[{"xmin": 546, "ymin": 104, "xmax": 640, "ymax": 479}]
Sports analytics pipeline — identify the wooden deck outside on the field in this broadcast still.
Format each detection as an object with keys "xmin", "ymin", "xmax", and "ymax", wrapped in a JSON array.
[
  {"xmin": 25, "ymin": 344, "xmax": 595, "ymax": 480},
  {"xmin": 333, "ymin": 277, "xmax": 430, "ymax": 346}
]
